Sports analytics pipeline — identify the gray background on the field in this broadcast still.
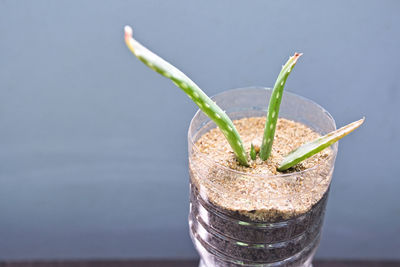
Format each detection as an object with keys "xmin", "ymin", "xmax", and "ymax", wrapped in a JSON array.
[{"xmin": 0, "ymin": 0, "xmax": 399, "ymax": 261}]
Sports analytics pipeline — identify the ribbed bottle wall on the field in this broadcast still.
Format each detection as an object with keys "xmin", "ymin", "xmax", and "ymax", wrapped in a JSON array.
[{"xmin": 187, "ymin": 88, "xmax": 338, "ymax": 267}]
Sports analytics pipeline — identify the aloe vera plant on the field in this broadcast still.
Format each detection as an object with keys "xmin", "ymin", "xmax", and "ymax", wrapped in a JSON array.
[
  {"xmin": 259, "ymin": 53, "xmax": 302, "ymax": 160},
  {"xmin": 124, "ymin": 26, "xmax": 249, "ymax": 166},
  {"xmin": 123, "ymin": 25, "xmax": 364, "ymax": 171}
]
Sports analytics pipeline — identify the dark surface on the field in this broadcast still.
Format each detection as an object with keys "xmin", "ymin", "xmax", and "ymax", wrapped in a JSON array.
[{"xmin": 0, "ymin": 260, "xmax": 399, "ymax": 267}]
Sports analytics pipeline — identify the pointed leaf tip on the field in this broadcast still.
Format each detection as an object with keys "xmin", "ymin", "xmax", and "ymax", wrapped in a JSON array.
[
  {"xmin": 124, "ymin": 25, "xmax": 133, "ymax": 37},
  {"xmin": 292, "ymin": 53, "xmax": 303, "ymax": 63}
]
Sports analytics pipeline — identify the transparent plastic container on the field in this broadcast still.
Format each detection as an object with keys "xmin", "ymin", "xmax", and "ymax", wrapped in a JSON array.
[{"xmin": 188, "ymin": 87, "xmax": 338, "ymax": 267}]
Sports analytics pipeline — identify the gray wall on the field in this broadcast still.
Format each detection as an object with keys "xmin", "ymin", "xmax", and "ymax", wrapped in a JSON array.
[{"xmin": 0, "ymin": 0, "xmax": 399, "ymax": 260}]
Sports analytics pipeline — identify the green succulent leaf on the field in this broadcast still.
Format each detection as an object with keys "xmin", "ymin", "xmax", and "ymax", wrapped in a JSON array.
[
  {"xmin": 124, "ymin": 26, "xmax": 249, "ymax": 166},
  {"xmin": 250, "ymin": 143, "xmax": 256, "ymax": 160},
  {"xmin": 277, "ymin": 118, "xmax": 365, "ymax": 171},
  {"xmin": 259, "ymin": 53, "xmax": 302, "ymax": 161}
]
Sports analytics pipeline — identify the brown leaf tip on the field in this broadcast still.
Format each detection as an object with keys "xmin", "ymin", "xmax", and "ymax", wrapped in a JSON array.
[{"xmin": 124, "ymin": 25, "xmax": 133, "ymax": 40}]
